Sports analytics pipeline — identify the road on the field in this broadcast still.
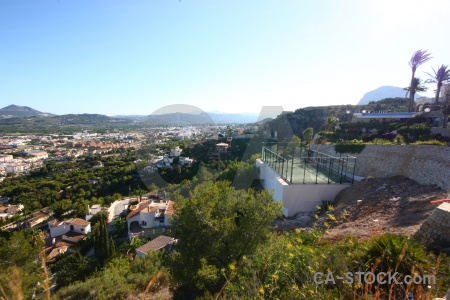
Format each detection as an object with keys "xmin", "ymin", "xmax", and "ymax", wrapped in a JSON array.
[{"xmin": 108, "ymin": 198, "xmax": 130, "ymax": 222}]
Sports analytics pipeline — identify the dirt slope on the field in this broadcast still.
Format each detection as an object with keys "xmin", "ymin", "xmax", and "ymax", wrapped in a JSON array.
[{"xmin": 324, "ymin": 175, "xmax": 448, "ymax": 241}]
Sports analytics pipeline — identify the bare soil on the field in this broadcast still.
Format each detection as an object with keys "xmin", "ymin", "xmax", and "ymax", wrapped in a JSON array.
[{"xmin": 324, "ymin": 175, "xmax": 448, "ymax": 241}]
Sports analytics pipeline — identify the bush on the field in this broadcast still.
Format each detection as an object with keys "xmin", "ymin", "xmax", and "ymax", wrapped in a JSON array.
[
  {"xmin": 397, "ymin": 123, "xmax": 431, "ymax": 140},
  {"xmin": 394, "ymin": 134, "xmax": 406, "ymax": 145},
  {"xmin": 413, "ymin": 139, "xmax": 447, "ymax": 146},
  {"xmin": 335, "ymin": 143, "xmax": 366, "ymax": 154},
  {"xmin": 367, "ymin": 138, "xmax": 392, "ymax": 145}
]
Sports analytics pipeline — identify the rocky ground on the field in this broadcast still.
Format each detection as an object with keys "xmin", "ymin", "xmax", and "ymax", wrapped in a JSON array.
[{"xmin": 274, "ymin": 175, "xmax": 449, "ymax": 241}]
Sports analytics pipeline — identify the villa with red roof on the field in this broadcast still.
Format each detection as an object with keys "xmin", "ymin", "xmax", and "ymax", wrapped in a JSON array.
[
  {"xmin": 42, "ymin": 218, "xmax": 91, "ymax": 261},
  {"xmin": 126, "ymin": 199, "xmax": 174, "ymax": 236}
]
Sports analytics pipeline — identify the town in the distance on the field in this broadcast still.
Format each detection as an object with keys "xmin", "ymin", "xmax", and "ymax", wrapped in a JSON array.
[{"xmin": 1, "ymin": 80, "xmax": 450, "ymax": 299}]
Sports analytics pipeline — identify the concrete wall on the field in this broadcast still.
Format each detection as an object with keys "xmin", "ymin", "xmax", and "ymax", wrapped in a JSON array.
[
  {"xmin": 414, "ymin": 202, "xmax": 450, "ymax": 248},
  {"xmin": 49, "ymin": 222, "xmax": 90, "ymax": 238},
  {"xmin": 282, "ymin": 184, "xmax": 350, "ymax": 216},
  {"xmin": 256, "ymin": 159, "xmax": 351, "ymax": 217},
  {"xmin": 313, "ymin": 145, "xmax": 450, "ymax": 192}
]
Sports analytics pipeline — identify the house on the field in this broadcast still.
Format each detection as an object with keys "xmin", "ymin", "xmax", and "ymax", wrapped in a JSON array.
[
  {"xmin": 179, "ymin": 156, "xmax": 193, "ymax": 166},
  {"xmin": 20, "ymin": 209, "xmax": 52, "ymax": 229},
  {"xmin": 2, "ymin": 204, "xmax": 24, "ymax": 215},
  {"xmin": 126, "ymin": 200, "xmax": 174, "ymax": 235},
  {"xmin": 85, "ymin": 204, "xmax": 102, "ymax": 221},
  {"xmin": 351, "ymin": 112, "xmax": 420, "ymax": 123},
  {"xmin": 23, "ymin": 150, "xmax": 48, "ymax": 160},
  {"xmin": 170, "ymin": 146, "xmax": 182, "ymax": 157},
  {"xmin": 43, "ymin": 218, "xmax": 91, "ymax": 262},
  {"xmin": 0, "ymin": 155, "xmax": 13, "ymax": 163},
  {"xmin": 135, "ymin": 235, "xmax": 176, "ymax": 258},
  {"xmin": 5, "ymin": 164, "xmax": 25, "ymax": 174},
  {"xmin": 215, "ymin": 143, "xmax": 229, "ymax": 153},
  {"xmin": 48, "ymin": 217, "xmax": 91, "ymax": 238}
]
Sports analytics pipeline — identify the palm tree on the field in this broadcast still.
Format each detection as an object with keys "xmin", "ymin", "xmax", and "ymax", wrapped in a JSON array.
[
  {"xmin": 408, "ymin": 50, "xmax": 432, "ymax": 112},
  {"xmin": 426, "ymin": 65, "xmax": 450, "ymax": 109},
  {"xmin": 404, "ymin": 77, "xmax": 427, "ymax": 103},
  {"xmin": 325, "ymin": 115, "xmax": 339, "ymax": 132}
]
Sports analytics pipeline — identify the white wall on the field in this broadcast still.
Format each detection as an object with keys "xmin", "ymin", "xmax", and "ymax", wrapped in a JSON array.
[
  {"xmin": 50, "ymin": 221, "xmax": 90, "ymax": 238},
  {"xmin": 257, "ymin": 159, "xmax": 351, "ymax": 217},
  {"xmin": 282, "ymin": 184, "xmax": 350, "ymax": 216}
]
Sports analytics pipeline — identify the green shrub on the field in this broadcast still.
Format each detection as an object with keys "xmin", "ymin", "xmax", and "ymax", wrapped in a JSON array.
[
  {"xmin": 413, "ymin": 139, "xmax": 447, "ymax": 146},
  {"xmin": 367, "ymin": 138, "xmax": 392, "ymax": 145},
  {"xmin": 335, "ymin": 143, "xmax": 366, "ymax": 154},
  {"xmin": 394, "ymin": 134, "xmax": 406, "ymax": 145},
  {"xmin": 397, "ymin": 123, "xmax": 431, "ymax": 140}
]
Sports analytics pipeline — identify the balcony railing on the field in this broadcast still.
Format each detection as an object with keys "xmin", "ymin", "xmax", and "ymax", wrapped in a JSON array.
[{"xmin": 261, "ymin": 144, "xmax": 356, "ymax": 184}]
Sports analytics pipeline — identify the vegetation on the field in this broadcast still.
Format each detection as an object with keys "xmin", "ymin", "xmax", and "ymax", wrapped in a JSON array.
[
  {"xmin": 335, "ymin": 142, "xmax": 366, "ymax": 154},
  {"xmin": 0, "ymin": 152, "xmax": 138, "ymax": 219},
  {"xmin": 404, "ymin": 77, "xmax": 427, "ymax": 102},
  {"xmin": 426, "ymin": 64, "xmax": 450, "ymax": 107},
  {"xmin": 408, "ymin": 50, "xmax": 432, "ymax": 112},
  {"xmin": 0, "ymin": 230, "xmax": 45, "ymax": 299},
  {"xmin": 93, "ymin": 214, "xmax": 115, "ymax": 265},
  {"xmin": 168, "ymin": 181, "xmax": 282, "ymax": 297},
  {"xmin": 56, "ymin": 251, "xmax": 169, "ymax": 299}
]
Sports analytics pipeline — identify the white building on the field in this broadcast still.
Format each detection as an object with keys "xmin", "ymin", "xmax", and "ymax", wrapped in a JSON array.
[
  {"xmin": 126, "ymin": 200, "xmax": 174, "ymax": 236},
  {"xmin": 170, "ymin": 146, "xmax": 182, "ymax": 157},
  {"xmin": 85, "ymin": 204, "xmax": 102, "ymax": 221},
  {"xmin": 215, "ymin": 143, "xmax": 229, "ymax": 152},
  {"xmin": 0, "ymin": 155, "xmax": 13, "ymax": 163},
  {"xmin": 179, "ymin": 157, "xmax": 193, "ymax": 166},
  {"xmin": 23, "ymin": 150, "xmax": 48, "ymax": 160},
  {"xmin": 5, "ymin": 164, "xmax": 25, "ymax": 174},
  {"xmin": 48, "ymin": 218, "xmax": 91, "ymax": 238}
]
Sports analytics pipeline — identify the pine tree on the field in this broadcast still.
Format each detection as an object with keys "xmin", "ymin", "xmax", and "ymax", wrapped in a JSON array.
[{"xmin": 93, "ymin": 215, "xmax": 115, "ymax": 265}]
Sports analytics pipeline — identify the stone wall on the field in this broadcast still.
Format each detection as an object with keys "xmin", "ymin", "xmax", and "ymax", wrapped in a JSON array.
[
  {"xmin": 414, "ymin": 202, "xmax": 450, "ymax": 249},
  {"xmin": 312, "ymin": 144, "xmax": 450, "ymax": 192}
]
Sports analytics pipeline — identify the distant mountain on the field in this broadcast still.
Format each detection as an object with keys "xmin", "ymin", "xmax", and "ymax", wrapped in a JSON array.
[
  {"xmin": 357, "ymin": 86, "xmax": 421, "ymax": 105},
  {"xmin": 144, "ymin": 112, "xmax": 214, "ymax": 124},
  {"xmin": 0, "ymin": 113, "xmax": 131, "ymax": 128},
  {"xmin": 139, "ymin": 112, "xmax": 260, "ymax": 124},
  {"xmin": 207, "ymin": 112, "xmax": 259, "ymax": 124},
  {"xmin": 256, "ymin": 117, "xmax": 273, "ymax": 124},
  {"xmin": 0, "ymin": 104, "xmax": 55, "ymax": 118},
  {"xmin": 111, "ymin": 115, "xmax": 148, "ymax": 120}
]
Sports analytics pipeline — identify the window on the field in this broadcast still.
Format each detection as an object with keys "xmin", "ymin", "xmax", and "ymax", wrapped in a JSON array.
[
  {"xmin": 81, "ymin": 228, "xmax": 84, "ymax": 232},
  {"xmin": 159, "ymin": 220, "xmax": 164, "ymax": 223},
  {"xmin": 141, "ymin": 221, "xmax": 147, "ymax": 225},
  {"xmin": 70, "ymin": 225, "xmax": 74, "ymax": 231}
]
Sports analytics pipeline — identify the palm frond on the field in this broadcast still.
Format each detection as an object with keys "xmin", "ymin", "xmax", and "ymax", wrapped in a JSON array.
[
  {"xmin": 409, "ymin": 50, "xmax": 432, "ymax": 70},
  {"xmin": 426, "ymin": 65, "xmax": 450, "ymax": 84}
]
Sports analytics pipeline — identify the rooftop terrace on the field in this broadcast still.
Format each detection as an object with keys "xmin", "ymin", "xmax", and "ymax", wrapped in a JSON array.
[{"xmin": 261, "ymin": 144, "xmax": 356, "ymax": 184}]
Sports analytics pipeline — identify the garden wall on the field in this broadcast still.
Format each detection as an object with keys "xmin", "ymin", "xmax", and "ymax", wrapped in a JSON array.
[
  {"xmin": 414, "ymin": 202, "xmax": 450, "ymax": 249},
  {"xmin": 312, "ymin": 144, "xmax": 450, "ymax": 192}
]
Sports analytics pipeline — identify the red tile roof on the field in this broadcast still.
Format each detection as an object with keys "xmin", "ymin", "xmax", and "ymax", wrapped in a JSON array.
[
  {"xmin": 136, "ymin": 235, "xmax": 175, "ymax": 254},
  {"xmin": 69, "ymin": 218, "xmax": 90, "ymax": 226},
  {"xmin": 165, "ymin": 201, "xmax": 175, "ymax": 215},
  {"xmin": 62, "ymin": 231, "xmax": 86, "ymax": 242},
  {"xmin": 126, "ymin": 201, "xmax": 172, "ymax": 220}
]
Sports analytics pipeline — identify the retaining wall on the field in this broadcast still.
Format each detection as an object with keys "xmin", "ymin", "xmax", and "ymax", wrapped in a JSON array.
[
  {"xmin": 414, "ymin": 202, "xmax": 450, "ymax": 248},
  {"xmin": 312, "ymin": 144, "xmax": 450, "ymax": 192}
]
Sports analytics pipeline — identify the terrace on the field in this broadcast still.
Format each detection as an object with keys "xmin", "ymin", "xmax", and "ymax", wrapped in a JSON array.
[{"xmin": 261, "ymin": 144, "xmax": 356, "ymax": 185}]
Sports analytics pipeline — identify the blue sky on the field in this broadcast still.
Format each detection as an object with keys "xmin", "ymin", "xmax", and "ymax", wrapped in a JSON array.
[{"xmin": 1, "ymin": 0, "xmax": 449, "ymax": 116}]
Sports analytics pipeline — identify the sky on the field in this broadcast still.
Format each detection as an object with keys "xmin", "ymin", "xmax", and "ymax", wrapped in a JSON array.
[{"xmin": 1, "ymin": 0, "xmax": 450, "ymax": 116}]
